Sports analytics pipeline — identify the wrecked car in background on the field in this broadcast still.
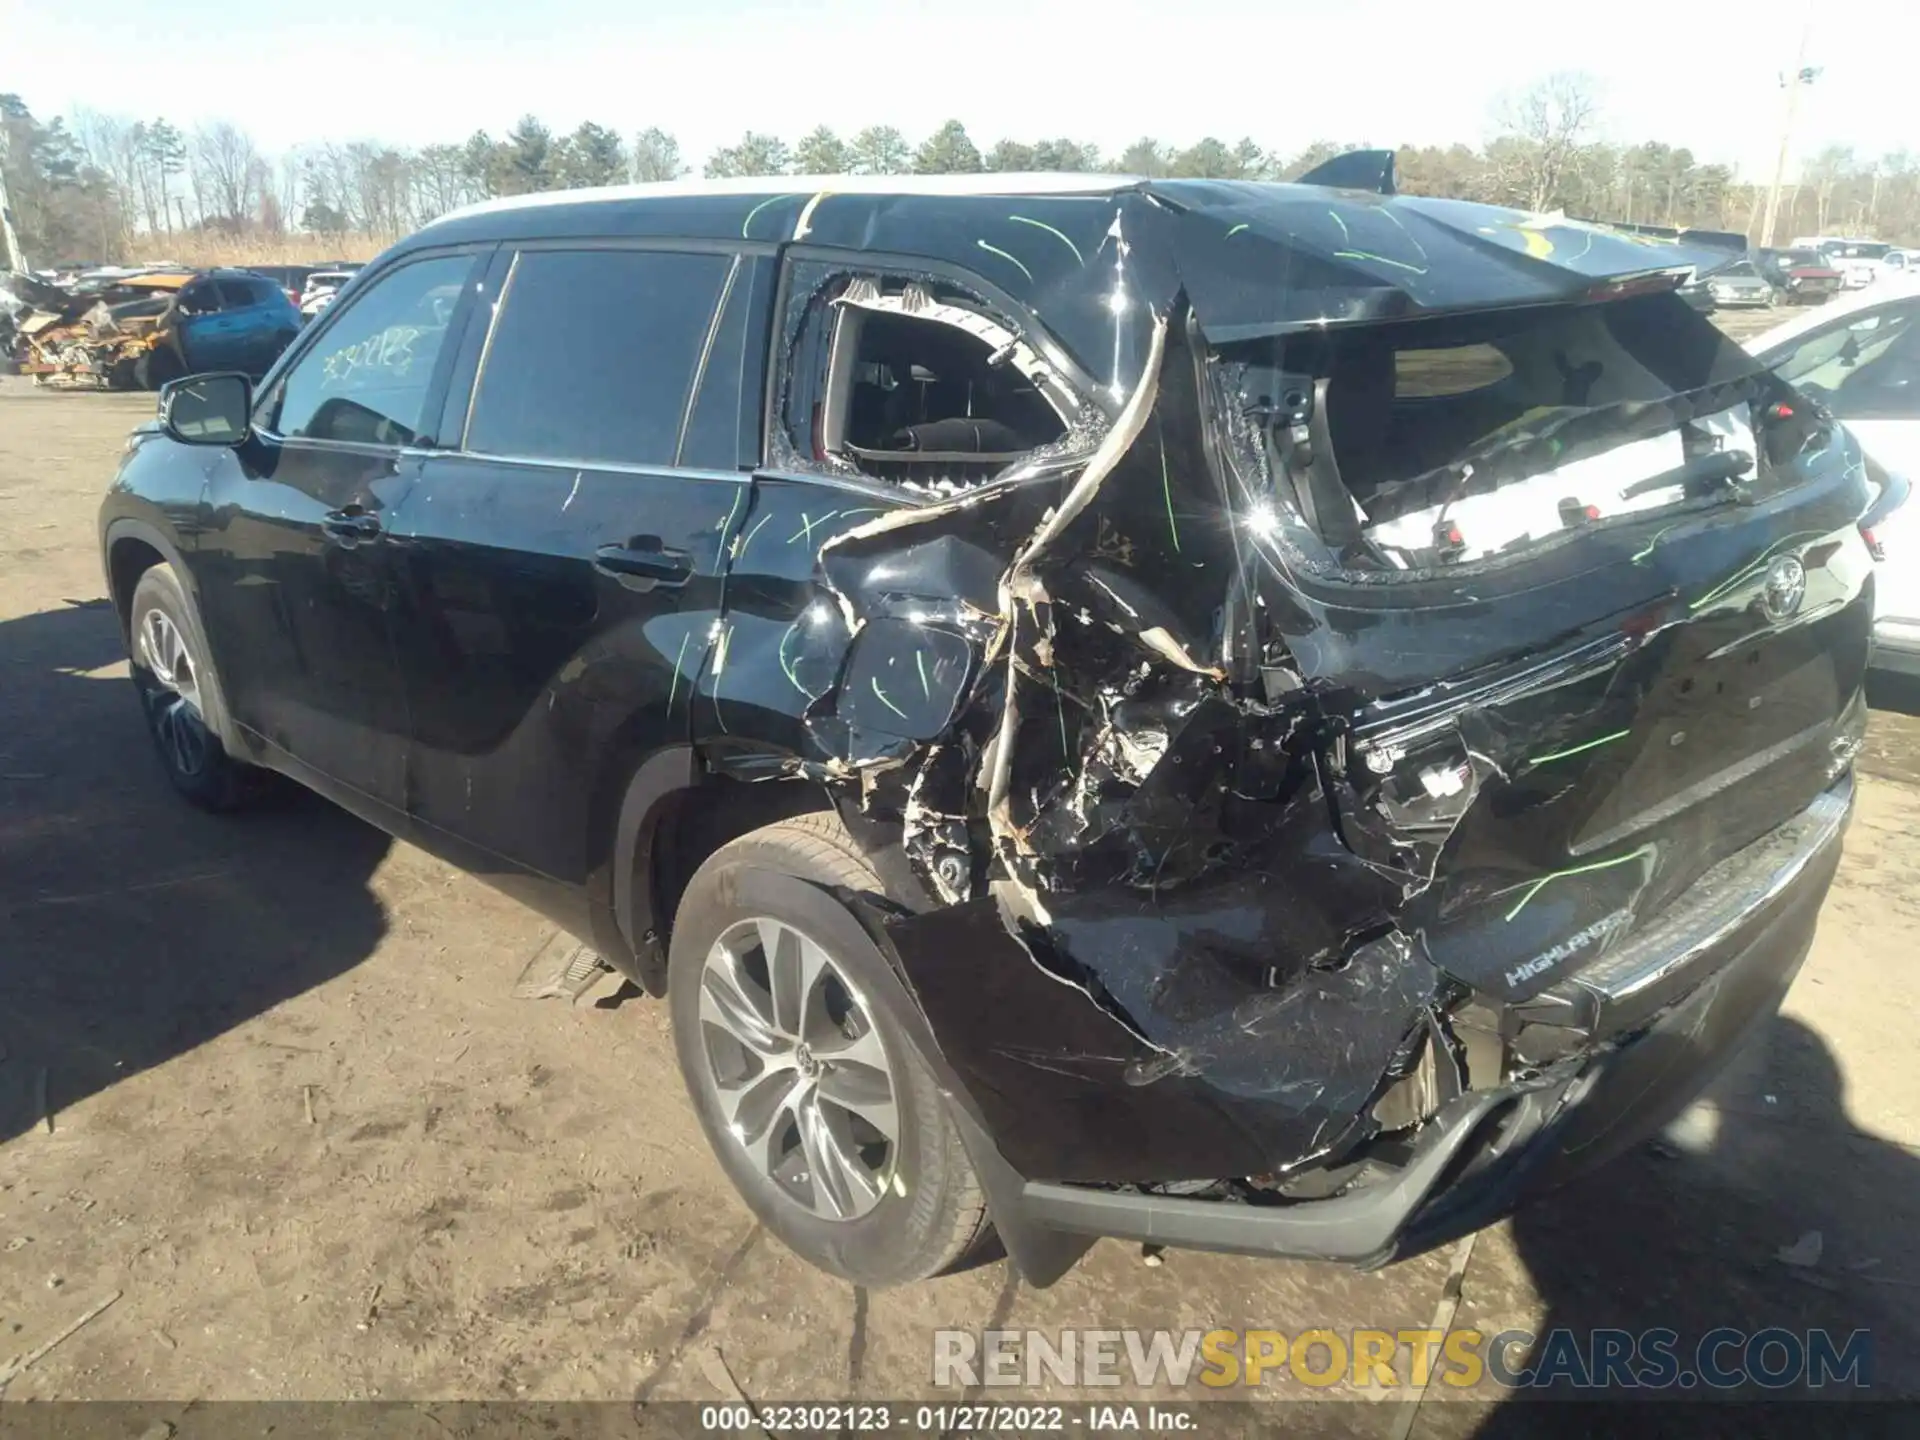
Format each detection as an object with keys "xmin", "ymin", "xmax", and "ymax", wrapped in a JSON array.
[
  {"xmin": 99, "ymin": 157, "xmax": 1876, "ymax": 1288},
  {"xmin": 4, "ymin": 267, "xmax": 300, "ymax": 389},
  {"xmin": 1757, "ymin": 247, "xmax": 1846, "ymax": 305}
]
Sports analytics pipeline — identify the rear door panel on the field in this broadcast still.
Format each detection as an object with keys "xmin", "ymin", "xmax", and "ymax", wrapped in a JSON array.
[{"xmin": 387, "ymin": 454, "xmax": 741, "ymax": 927}]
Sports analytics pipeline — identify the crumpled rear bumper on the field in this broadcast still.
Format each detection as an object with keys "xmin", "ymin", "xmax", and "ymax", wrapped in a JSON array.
[{"xmin": 976, "ymin": 775, "xmax": 1852, "ymax": 1276}]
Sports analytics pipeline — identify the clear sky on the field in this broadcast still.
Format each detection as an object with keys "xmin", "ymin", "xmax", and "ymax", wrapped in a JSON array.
[{"xmin": 1, "ymin": 0, "xmax": 1899, "ymax": 180}]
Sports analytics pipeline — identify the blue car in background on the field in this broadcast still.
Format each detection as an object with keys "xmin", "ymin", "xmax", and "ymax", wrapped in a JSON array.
[{"xmin": 150, "ymin": 269, "xmax": 304, "ymax": 387}]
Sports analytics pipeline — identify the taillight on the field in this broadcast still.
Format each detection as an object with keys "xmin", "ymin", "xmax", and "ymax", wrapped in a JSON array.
[{"xmin": 1861, "ymin": 525, "xmax": 1885, "ymax": 562}]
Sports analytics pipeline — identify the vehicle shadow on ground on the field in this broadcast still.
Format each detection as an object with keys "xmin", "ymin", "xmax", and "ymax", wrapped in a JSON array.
[
  {"xmin": 1452, "ymin": 1015, "xmax": 1920, "ymax": 1436},
  {"xmin": 0, "ymin": 597, "xmax": 391, "ymax": 1145}
]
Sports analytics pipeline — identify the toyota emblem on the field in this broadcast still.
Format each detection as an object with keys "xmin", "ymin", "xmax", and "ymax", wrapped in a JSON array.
[{"xmin": 1761, "ymin": 555, "xmax": 1808, "ymax": 622}]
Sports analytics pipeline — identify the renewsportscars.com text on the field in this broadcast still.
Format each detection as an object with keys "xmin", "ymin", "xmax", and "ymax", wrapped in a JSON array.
[{"xmin": 932, "ymin": 1326, "xmax": 1872, "ymax": 1391}]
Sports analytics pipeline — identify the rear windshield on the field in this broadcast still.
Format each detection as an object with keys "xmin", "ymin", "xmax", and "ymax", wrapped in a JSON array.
[{"xmin": 1215, "ymin": 290, "xmax": 1786, "ymax": 574}]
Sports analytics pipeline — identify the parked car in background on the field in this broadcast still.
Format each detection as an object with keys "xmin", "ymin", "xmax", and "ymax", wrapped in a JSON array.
[
  {"xmin": 1756, "ymin": 248, "xmax": 1845, "ymax": 305},
  {"xmin": 298, "ymin": 266, "xmax": 362, "ymax": 318},
  {"xmin": 1749, "ymin": 277, "xmax": 1920, "ymax": 674},
  {"xmin": 100, "ymin": 170, "xmax": 1875, "ymax": 1289},
  {"xmin": 1702, "ymin": 259, "xmax": 1778, "ymax": 308}
]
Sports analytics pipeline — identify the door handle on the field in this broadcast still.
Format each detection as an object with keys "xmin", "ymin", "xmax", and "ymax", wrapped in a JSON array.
[
  {"xmin": 322, "ymin": 508, "xmax": 382, "ymax": 541},
  {"xmin": 594, "ymin": 537, "xmax": 692, "ymax": 589}
]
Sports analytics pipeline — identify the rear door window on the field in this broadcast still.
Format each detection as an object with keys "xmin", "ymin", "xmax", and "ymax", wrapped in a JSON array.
[
  {"xmin": 679, "ymin": 256, "xmax": 771, "ymax": 470},
  {"xmin": 463, "ymin": 248, "xmax": 733, "ymax": 468},
  {"xmin": 266, "ymin": 253, "xmax": 478, "ymax": 446}
]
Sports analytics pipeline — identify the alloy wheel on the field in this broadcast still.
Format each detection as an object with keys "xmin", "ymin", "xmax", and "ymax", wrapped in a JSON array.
[
  {"xmin": 696, "ymin": 917, "xmax": 900, "ymax": 1221},
  {"xmin": 137, "ymin": 607, "xmax": 209, "ymax": 778}
]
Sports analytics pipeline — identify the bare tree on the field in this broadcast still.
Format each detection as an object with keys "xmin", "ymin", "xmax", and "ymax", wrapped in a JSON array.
[
  {"xmin": 274, "ymin": 148, "xmax": 308, "ymax": 229},
  {"xmin": 1802, "ymin": 145, "xmax": 1855, "ymax": 234},
  {"xmin": 413, "ymin": 143, "xmax": 473, "ymax": 220},
  {"xmin": 192, "ymin": 121, "xmax": 261, "ymax": 226},
  {"xmin": 1491, "ymin": 72, "xmax": 1603, "ymax": 212},
  {"xmin": 340, "ymin": 142, "xmax": 414, "ymax": 239},
  {"xmin": 67, "ymin": 108, "xmax": 141, "ymax": 248},
  {"xmin": 249, "ymin": 156, "xmax": 280, "ymax": 232}
]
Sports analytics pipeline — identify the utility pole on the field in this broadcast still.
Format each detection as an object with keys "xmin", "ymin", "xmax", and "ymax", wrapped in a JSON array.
[
  {"xmin": 1759, "ymin": 4, "xmax": 1820, "ymax": 249},
  {"xmin": 0, "ymin": 126, "xmax": 29, "ymax": 273}
]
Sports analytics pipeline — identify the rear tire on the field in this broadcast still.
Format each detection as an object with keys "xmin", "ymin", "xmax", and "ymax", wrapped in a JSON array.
[
  {"xmin": 134, "ymin": 345, "xmax": 183, "ymax": 392},
  {"xmin": 127, "ymin": 564, "xmax": 270, "ymax": 811},
  {"xmin": 667, "ymin": 812, "xmax": 992, "ymax": 1286}
]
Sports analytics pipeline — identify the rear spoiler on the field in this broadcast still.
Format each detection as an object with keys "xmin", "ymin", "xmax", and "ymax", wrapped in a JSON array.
[
  {"xmin": 1566, "ymin": 217, "xmax": 1751, "ymax": 276},
  {"xmin": 1293, "ymin": 149, "xmax": 1396, "ymax": 195},
  {"xmin": 1566, "ymin": 217, "xmax": 1749, "ymax": 250}
]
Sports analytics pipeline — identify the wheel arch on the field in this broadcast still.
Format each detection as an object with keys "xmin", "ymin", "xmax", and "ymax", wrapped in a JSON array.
[
  {"xmin": 105, "ymin": 519, "xmax": 244, "ymax": 753},
  {"xmin": 103, "ymin": 517, "xmax": 190, "ymax": 638},
  {"xmin": 609, "ymin": 758, "xmax": 934, "ymax": 998},
  {"xmin": 611, "ymin": 756, "xmax": 840, "ymax": 996}
]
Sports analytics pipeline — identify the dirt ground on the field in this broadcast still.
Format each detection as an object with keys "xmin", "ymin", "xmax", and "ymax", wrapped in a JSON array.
[{"xmin": 3, "ymin": 331, "xmax": 1918, "ymax": 1430}]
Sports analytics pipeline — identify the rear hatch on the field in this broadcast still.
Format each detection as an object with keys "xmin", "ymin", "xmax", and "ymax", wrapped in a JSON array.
[{"xmin": 1208, "ymin": 286, "xmax": 1873, "ymax": 1003}]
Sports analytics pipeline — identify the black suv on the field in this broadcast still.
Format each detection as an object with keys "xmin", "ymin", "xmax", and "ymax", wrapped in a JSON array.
[{"xmin": 101, "ymin": 159, "xmax": 1880, "ymax": 1288}]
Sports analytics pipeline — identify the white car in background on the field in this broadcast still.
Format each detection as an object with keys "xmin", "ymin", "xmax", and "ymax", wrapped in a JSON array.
[
  {"xmin": 1749, "ymin": 277, "xmax": 1920, "ymax": 673},
  {"xmin": 297, "ymin": 267, "xmax": 361, "ymax": 318}
]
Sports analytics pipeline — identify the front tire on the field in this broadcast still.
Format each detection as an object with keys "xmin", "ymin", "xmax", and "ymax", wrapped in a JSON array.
[
  {"xmin": 667, "ymin": 813, "xmax": 991, "ymax": 1286},
  {"xmin": 127, "ymin": 564, "xmax": 268, "ymax": 811}
]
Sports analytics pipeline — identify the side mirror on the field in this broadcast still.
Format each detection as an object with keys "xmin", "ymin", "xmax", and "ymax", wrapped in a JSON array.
[{"xmin": 160, "ymin": 373, "xmax": 252, "ymax": 447}]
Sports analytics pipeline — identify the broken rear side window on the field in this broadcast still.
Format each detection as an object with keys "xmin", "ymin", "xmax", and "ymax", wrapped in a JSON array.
[
  {"xmin": 779, "ymin": 269, "xmax": 1086, "ymax": 496},
  {"xmin": 1220, "ymin": 291, "xmax": 1796, "ymax": 573}
]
